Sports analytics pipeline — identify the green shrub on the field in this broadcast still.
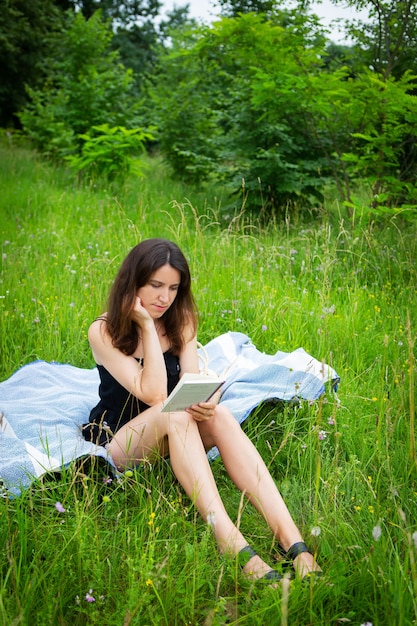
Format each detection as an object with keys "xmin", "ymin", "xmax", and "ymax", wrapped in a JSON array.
[{"xmin": 65, "ymin": 124, "xmax": 155, "ymax": 181}]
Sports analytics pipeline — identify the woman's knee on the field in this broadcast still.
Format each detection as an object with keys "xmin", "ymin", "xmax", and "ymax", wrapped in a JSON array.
[
  {"xmin": 199, "ymin": 404, "xmax": 238, "ymax": 446},
  {"xmin": 166, "ymin": 410, "xmax": 198, "ymax": 435}
]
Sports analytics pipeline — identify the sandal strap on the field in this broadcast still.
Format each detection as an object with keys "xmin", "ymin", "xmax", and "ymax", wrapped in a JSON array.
[
  {"xmin": 278, "ymin": 541, "xmax": 312, "ymax": 561},
  {"xmin": 263, "ymin": 569, "xmax": 283, "ymax": 581},
  {"xmin": 239, "ymin": 546, "xmax": 284, "ymax": 581},
  {"xmin": 238, "ymin": 545, "xmax": 258, "ymax": 569}
]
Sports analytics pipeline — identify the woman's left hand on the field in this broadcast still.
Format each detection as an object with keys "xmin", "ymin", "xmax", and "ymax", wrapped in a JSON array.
[{"xmin": 186, "ymin": 402, "xmax": 216, "ymax": 422}]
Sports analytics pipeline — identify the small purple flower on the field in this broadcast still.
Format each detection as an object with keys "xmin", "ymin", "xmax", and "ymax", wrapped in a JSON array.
[
  {"xmin": 85, "ymin": 590, "xmax": 95, "ymax": 603},
  {"xmin": 102, "ymin": 476, "xmax": 113, "ymax": 485},
  {"xmin": 55, "ymin": 502, "xmax": 66, "ymax": 513},
  {"xmin": 318, "ymin": 430, "xmax": 327, "ymax": 441},
  {"xmin": 327, "ymin": 417, "xmax": 335, "ymax": 426},
  {"xmin": 262, "ymin": 324, "xmax": 268, "ymax": 331}
]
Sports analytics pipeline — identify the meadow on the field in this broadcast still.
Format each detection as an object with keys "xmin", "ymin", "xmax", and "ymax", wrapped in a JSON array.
[{"xmin": 0, "ymin": 143, "xmax": 416, "ymax": 625}]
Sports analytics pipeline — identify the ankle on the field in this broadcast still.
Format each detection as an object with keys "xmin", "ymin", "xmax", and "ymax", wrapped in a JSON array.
[{"xmin": 293, "ymin": 551, "xmax": 321, "ymax": 577}]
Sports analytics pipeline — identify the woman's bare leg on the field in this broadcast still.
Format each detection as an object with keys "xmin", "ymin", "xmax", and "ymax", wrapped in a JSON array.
[
  {"xmin": 108, "ymin": 406, "xmax": 277, "ymax": 578},
  {"xmin": 198, "ymin": 405, "xmax": 321, "ymax": 577}
]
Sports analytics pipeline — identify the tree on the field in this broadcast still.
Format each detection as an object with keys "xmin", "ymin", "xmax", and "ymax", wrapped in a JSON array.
[
  {"xmin": 0, "ymin": 0, "xmax": 63, "ymax": 127},
  {"xmin": 319, "ymin": 0, "xmax": 417, "ymax": 80},
  {"xmin": 148, "ymin": 7, "xmax": 417, "ymax": 216},
  {"xmin": 54, "ymin": 0, "xmax": 162, "ymax": 25},
  {"xmin": 323, "ymin": 1, "xmax": 417, "ymax": 210},
  {"xmin": 19, "ymin": 12, "xmax": 137, "ymax": 160},
  {"xmin": 148, "ymin": 11, "xmax": 334, "ymax": 212},
  {"xmin": 217, "ymin": 0, "xmax": 277, "ymax": 17}
]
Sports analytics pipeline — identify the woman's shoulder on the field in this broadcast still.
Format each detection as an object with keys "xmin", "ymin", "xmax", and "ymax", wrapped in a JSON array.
[
  {"xmin": 88, "ymin": 315, "xmax": 109, "ymax": 344},
  {"xmin": 89, "ymin": 314, "xmax": 107, "ymax": 329}
]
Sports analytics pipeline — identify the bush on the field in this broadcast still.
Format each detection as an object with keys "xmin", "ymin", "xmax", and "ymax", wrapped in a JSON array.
[{"xmin": 19, "ymin": 11, "xmax": 138, "ymax": 162}]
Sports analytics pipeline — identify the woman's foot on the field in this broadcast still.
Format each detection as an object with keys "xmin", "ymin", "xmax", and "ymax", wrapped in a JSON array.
[
  {"xmin": 239, "ymin": 545, "xmax": 282, "ymax": 581},
  {"xmin": 277, "ymin": 541, "xmax": 322, "ymax": 579},
  {"xmin": 293, "ymin": 551, "xmax": 322, "ymax": 578}
]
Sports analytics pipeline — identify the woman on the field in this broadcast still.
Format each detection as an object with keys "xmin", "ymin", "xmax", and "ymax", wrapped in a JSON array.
[{"xmin": 82, "ymin": 238, "xmax": 321, "ymax": 582}]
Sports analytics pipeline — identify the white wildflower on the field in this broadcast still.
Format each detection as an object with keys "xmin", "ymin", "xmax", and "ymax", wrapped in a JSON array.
[{"xmin": 372, "ymin": 525, "xmax": 382, "ymax": 541}]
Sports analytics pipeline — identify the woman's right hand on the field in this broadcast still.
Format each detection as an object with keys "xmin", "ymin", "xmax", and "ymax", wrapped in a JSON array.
[{"xmin": 131, "ymin": 296, "xmax": 153, "ymax": 327}]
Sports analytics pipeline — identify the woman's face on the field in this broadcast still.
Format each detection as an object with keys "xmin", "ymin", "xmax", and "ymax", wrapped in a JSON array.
[{"xmin": 137, "ymin": 264, "xmax": 181, "ymax": 319}]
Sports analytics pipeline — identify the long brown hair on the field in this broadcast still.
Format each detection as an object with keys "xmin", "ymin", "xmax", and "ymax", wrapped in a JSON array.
[{"xmin": 105, "ymin": 239, "xmax": 197, "ymax": 355}]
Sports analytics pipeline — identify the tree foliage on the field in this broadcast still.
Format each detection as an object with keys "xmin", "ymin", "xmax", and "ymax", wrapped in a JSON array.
[
  {"xmin": 54, "ymin": 0, "xmax": 161, "ymax": 24},
  {"xmin": 341, "ymin": 0, "xmax": 417, "ymax": 80},
  {"xmin": 0, "ymin": 0, "xmax": 64, "ymax": 126},
  {"xmin": 146, "ymin": 4, "xmax": 417, "ymax": 215},
  {"xmin": 0, "ymin": 0, "xmax": 190, "ymax": 125},
  {"xmin": 65, "ymin": 123, "xmax": 155, "ymax": 181},
  {"xmin": 217, "ymin": 0, "xmax": 278, "ymax": 18},
  {"xmin": 3, "ymin": 0, "xmax": 417, "ymax": 218},
  {"xmin": 19, "ymin": 12, "xmax": 138, "ymax": 160}
]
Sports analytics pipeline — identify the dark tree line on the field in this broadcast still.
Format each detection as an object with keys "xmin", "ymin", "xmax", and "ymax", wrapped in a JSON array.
[{"xmin": 0, "ymin": 0, "xmax": 189, "ymax": 127}]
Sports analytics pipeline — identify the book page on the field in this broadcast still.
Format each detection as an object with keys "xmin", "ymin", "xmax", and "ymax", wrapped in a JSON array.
[{"xmin": 162, "ymin": 376, "xmax": 224, "ymax": 412}]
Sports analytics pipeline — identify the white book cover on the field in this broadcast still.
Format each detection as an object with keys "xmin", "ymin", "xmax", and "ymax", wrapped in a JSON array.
[{"xmin": 161, "ymin": 373, "xmax": 225, "ymax": 412}]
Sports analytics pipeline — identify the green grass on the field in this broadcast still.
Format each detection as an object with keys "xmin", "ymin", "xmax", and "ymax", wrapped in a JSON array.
[{"xmin": 1, "ymin": 144, "xmax": 416, "ymax": 625}]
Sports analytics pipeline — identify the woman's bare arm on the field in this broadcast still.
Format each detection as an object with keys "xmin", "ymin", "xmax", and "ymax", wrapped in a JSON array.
[{"xmin": 88, "ymin": 305, "xmax": 168, "ymax": 405}]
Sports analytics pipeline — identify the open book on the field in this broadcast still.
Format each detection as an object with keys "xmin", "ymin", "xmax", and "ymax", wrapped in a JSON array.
[{"xmin": 161, "ymin": 373, "xmax": 225, "ymax": 412}]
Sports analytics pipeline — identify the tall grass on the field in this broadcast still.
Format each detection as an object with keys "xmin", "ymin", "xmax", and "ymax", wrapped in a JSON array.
[{"xmin": 1, "ymin": 144, "xmax": 416, "ymax": 625}]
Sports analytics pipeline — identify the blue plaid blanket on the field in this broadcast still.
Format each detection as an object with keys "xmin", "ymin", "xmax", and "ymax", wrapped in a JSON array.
[{"xmin": 0, "ymin": 332, "xmax": 339, "ymax": 495}]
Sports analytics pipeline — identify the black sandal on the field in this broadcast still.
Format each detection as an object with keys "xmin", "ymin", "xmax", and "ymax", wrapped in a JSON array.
[
  {"xmin": 276, "ymin": 541, "xmax": 322, "ymax": 578},
  {"xmin": 239, "ymin": 545, "xmax": 283, "ymax": 581}
]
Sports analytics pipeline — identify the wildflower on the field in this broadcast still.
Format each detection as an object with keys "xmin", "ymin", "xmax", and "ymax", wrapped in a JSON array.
[
  {"xmin": 55, "ymin": 502, "xmax": 66, "ymax": 513},
  {"xmin": 102, "ymin": 495, "xmax": 110, "ymax": 504},
  {"xmin": 368, "ymin": 505, "xmax": 374, "ymax": 514},
  {"xmin": 310, "ymin": 526, "xmax": 321, "ymax": 537},
  {"xmin": 318, "ymin": 430, "xmax": 327, "ymax": 441},
  {"xmin": 85, "ymin": 590, "xmax": 95, "ymax": 603},
  {"xmin": 124, "ymin": 470, "xmax": 133, "ymax": 478},
  {"xmin": 102, "ymin": 476, "xmax": 112, "ymax": 485},
  {"xmin": 148, "ymin": 512, "xmax": 156, "ymax": 526},
  {"xmin": 262, "ymin": 324, "xmax": 267, "ymax": 331},
  {"xmin": 412, "ymin": 531, "xmax": 417, "ymax": 550},
  {"xmin": 372, "ymin": 525, "xmax": 382, "ymax": 541},
  {"xmin": 360, "ymin": 622, "xmax": 373, "ymax": 626},
  {"xmin": 146, "ymin": 579, "xmax": 153, "ymax": 586},
  {"xmin": 327, "ymin": 417, "xmax": 335, "ymax": 426},
  {"xmin": 355, "ymin": 506, "xmax": 361, "ymax": 512}
]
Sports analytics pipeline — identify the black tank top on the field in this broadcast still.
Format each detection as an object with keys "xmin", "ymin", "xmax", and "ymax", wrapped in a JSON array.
[{"xmin": 82, "ymin": 351, "xmax": 180, "ymax": 446}]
